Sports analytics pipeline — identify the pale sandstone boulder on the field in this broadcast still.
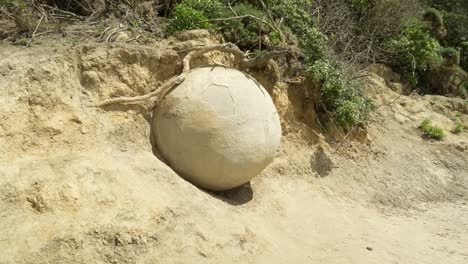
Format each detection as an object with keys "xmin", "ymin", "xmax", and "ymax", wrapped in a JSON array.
[{"xmin": 153, "ymin": 66, "xmax": 282, "ymax": 191}]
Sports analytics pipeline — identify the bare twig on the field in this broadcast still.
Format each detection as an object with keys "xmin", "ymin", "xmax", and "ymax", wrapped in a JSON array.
[
  {"xmin": 99, "ymin": 26, "xmax": 112, "ymax": 39},
  {"xmin": 106, "ymin": 28, "xmax": 127, "ymax": 43},
  {"xmin": 284, "ymin": 78, "xmax": 305, "ymax": 84},
  {"xmin": 243, "ymin": 50, "xmax": 288, "ymax": 67},
  {"xmin": 227, "ymin": 1, "xmax": 238, "ymax": 16},
  {"xmin": 352, "ymin": 74, "xmax": 372, "ymax": 80},
  {"xmin": 0, "ymin": 9, "xmax": 14, "ymax": 19},
  {"xmin": 27, "ymin": 15, "xmax": 44, "ymax": 47},
  {"xmin": 39, "ymin": 3, "xmax": 85, "ymax": 20},
  {"xmin": 35, "ymin": 30, "xmax": 57, "ymax": 37}
]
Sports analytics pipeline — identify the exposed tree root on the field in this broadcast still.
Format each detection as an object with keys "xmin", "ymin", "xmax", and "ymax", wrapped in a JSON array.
[{"xmin": 91, "ymin": 43, "xmax": 288, "ymax": 107}]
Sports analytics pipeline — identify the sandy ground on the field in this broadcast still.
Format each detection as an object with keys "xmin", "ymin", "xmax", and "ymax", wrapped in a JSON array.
[{"xmin": 0, "ymin": 35, "xmax": 467, "ymax": 263}]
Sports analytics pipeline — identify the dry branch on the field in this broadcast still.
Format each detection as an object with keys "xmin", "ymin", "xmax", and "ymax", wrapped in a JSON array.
[
  {"xmin": 91, "ymin": 43, "xmax": 287, "ymax": 107},
  {"xmin": 27, "ymin": 14, "xmax": 45, "ymax": 47},
  {"xmin": 106, "ymin": 28, "xmax": 127, "ymax": 43}
]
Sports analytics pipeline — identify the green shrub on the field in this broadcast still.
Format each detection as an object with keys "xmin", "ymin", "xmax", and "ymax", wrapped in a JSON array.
[
  {"xmin": 451, "ymin": 118, "xmax": 464, "ymax": 134},
  {"xmin": 215, "ymin": 3, "xmax": 270, "ymax": 50},
  {"xmin": 426, "ymin": 0, "xmax": 468, "ymax": 70},
  {"xmin": 423, "ymin": 8, "xmax": 444, "ymax": 28},
  {"xmin": 268, "ymin": 0, "xmax": 373, "ymax": 128},
  {"xmin": 439, "ymin": 47, "xmax": 459, "ymax": 65},
  {"xmin": 388, "ymin": 18, "xmax": 442, "ymax": 87},
  {"xmin": 168, "ymin": 0, "xmax": 277, "ymax": 50},
  {"xmin": 351, "ymin": 0, "xmax": 372, "ymax": 11},
  {"xmin": 0, "ymin": 0, "xmax": 16, "ymax": 7},
  {"xmin": 309, "ymin": 59, "xmax": 373, "ymax": 128},
  {"xmin": 167, "ymin": 3, "xmax": 213, "ymax": 33},
  {"xmin": 419, "ymin": 118, "xmax": 446, "ymax": 139},
  {"xmin": 181, "ymin": 0, "xmax": 223, "ymax": 18},
  {"xmin": 267, "ymin": 0, "xmax": 313, "ymax": 36},
  {"xmin": 14, "ymin": 38, "xmax": 28, "ymax": 46},
  {"xmin": 423, "ymin": 7, "xmax": 446, "ymax": 40},
  {"xmin": 460, "ymin": 42, "xmax": 468, "ymax": 71}
]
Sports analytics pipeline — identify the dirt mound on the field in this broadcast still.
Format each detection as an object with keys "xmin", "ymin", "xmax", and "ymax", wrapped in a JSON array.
[{"xmin": 0, "ymin": 36, "xmax": 467, "ymax": 263}]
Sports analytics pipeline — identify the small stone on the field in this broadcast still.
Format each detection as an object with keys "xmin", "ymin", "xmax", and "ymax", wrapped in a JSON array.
[{"xmin": 366, "ymin": 247, "xmax": 373, "ymax": 251}]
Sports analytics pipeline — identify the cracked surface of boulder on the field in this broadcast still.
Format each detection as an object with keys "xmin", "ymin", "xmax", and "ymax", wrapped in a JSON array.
[{"xmin": 153, "ymin": 66, "xmax": 282, "ymax": 191}]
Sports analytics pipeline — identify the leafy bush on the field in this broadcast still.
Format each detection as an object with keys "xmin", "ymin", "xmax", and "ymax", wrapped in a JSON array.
[
  {"xmin": 267, "ymin": 0, "xmax": 313, "ymax": 36},
  {"xmin": 350, "ymin": 0, "xmax": 372, "ymax": 11},
  {"xmin": 388, "ymin": 19, "xmax": 442, "ymax": 87},
  {"xmin": 423, "ymin": 7, "xmax": 446, "ymax": 40},
  {"xmin": 451, "ymin": 118, "xmax": 464, "ymax": 134},
  {"xmin": 0, "ymin": 0, "xmax": 14, "ymax": 7},
  {"xmin": 461, "ymin": 42, "xmax": 468, "ymax": 71},
  {"xmin": 180, "ymin": 0, "xmax": 223, "ymax": 17},
  {"xmin": 216, "ymin": 3, "xmax": 270, "ymax": 50},
  {"xmin": 426, "ymin": 0, "xmax": 468, "ymax": 70},
  {"xmin": 168, "ymin": 0, "xmax": 276, "ymax": 50},
  {"xmin": 439, "ymin": 47, "xmax": 460, "ymax": 65},
  {"xmin": 419, "ymin": 118, "xmax": 446, "ymax": 139},
  {"xmin": 268, "ymin": 0, "xmax": 373, "ymax": 128},
  {"xmin": 167, "ymin": 2, "xmax": 213, "ymax": 33},
  {"xmin": 309, "ymin": 59, "xmax": 373, "ymax": 127}
]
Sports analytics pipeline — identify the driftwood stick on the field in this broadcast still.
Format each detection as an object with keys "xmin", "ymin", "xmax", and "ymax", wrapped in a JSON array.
[
  {"xmin": 27, "ymin": 14, "xmax": 45, "ymax": 47},
  {"xmin": 106, "ymin": 28, "xmax": 127, "ymax": 43}
]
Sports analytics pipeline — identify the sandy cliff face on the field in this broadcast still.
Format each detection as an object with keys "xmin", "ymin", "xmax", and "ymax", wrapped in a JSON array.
[{"xmin": 0, "ymin": 34, "xmax": 467, "ymax": 263}]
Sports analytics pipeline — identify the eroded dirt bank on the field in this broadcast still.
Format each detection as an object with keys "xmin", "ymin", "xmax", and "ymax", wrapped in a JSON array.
[{"xmin": 1, "ymin": 35, "xmax": 467, "ymax": 263}]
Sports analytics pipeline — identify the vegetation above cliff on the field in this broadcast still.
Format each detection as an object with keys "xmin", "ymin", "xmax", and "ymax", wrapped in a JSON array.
[{"xmin": 0, "ymin": 0, "xmax": 466, "ymax": 129}]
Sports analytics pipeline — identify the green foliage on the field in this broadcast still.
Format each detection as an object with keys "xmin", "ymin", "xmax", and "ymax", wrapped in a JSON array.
[
  {"xmin": 461, "ymin": 42, "xmax": 468, "ymax": 71},
  {"xmin": 451, "ymin": 118, "xmax": 464, "ymax": 134},
  {"xmin": 440, "ymin": 47, "xmax": 458, "ymax": 58},
  {"xmin": 423, "ymin": 7, "xmax": 446, "ymax": 40},
  {"xmin": 180, "ymin": 0, "xmax": 223, "ymax": 18},
  {"xmin": 388, "ymin": 19, "xmax": 442, "ymax": 86},
  {"xmin": 14, "ymin": 38, "xmax": 28, "ymax": 46},
  {"xmin": 425, "ymin": 0, "xmax": 468, "ymax": 14},
  {"xmin": 426, "ymin": 0, "xmax": 468, "ymax": 71},
  {"xmin": 442, "ymin": 12, "xmax": 468, "ymax": 45},
  {"xmin": 309, "ymin": 59, "xmax": 373, "ymax": 128},
  {"xmin": 267, "ymin": 0, "xmax": 313, "ymax": 35},
  {"xmin": 419, "ymin": 118, "xmax": 446, "ymax": 139},
  {"xmin": 460, "ymin": 80, "xmax": 468, "ymax": 98},
  {"xmin": 439, "ymin": 47, "xmax": 459, "ymax": 65},
  {"xmin": 300, "ymin": 28, "xmax": 328, "ymax": 63},
  {"xmin": 0, "ymin": 0, "xmax": 16, "ymax": 7},
  {"xmin": 350, "ymin": 0, "xmax": 372, "ymax": 11},
  {"xmin": 167, "ymin": 2, "xmax": 213, "ymax": 33},
  {"xmin": 216, "ymin": 3, "xmax": 269, "ymax": 49},
  {"xmin": 423, "ymin": 8, "xmax": 444, "ymax": 28},
  {"xmin": 268, "ymin": 0, "xmax": 373, "ymax": 128},
  {"xmin": 168, "ymin": 0, "xmax": 275, "ymax": 49}
]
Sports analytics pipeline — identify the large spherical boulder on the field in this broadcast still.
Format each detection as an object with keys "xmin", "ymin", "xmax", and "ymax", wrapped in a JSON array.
[{"xmin": 152, "ymin": 66, "xmax": 281, "ymax": 191}]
